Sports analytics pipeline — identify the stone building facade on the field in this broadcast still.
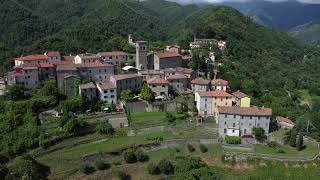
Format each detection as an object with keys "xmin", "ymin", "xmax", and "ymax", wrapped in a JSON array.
[
  {"xmin": 110, "ymin": 74, "xmax": 143, "ymax": 95},
  {"xmin": 97, "ymin": 82, "xmax": 117, "ymax": 104},
  {"xmin": 154, "ymin": 52, "xmax": 183, "ymax": 70},
  {"xmin": 147, "ymin": 77, "xmax": 169, "ymax": 97},
  {"xmin": 216, "ymin": 106, "xmax": 272, "ymax": 138},
  {"xmin": 166, "ymin": 75, "xmax": 189, "ymax": 94},
  {"xmin": 79, "ymin": 82, "xmax": 97, "ymax": 101}
]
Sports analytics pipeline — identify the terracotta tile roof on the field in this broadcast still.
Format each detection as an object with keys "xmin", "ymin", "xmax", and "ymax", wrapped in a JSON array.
[
  {"xmin": 191, "ymin": 77, "xmax": 210, "ymax": 85},
  {"xmin": 218, "ymin": 106, "xmax": 272, "ymax": 116},
  {"xmin": 163, "ymin": 67, "xmax": 194, "ymax": 74},
  {"xmin": 111, "ymin": 74, "xmax": 142, "ymax": 81},
  {"xmin": 97, "ymin": 82, "xmax": 115, "ymax": 89},
  {"xmin": 166, "ymin": 74, "xmax": 188, "ymax": 80},
  {"xmin": 46, "ymin": 51, "xmax": 60, "ymax": 57},
  {"xmin": 79, "ymin": 62, "xmax": 113, "ymax": 68},
  {"xmin": 15, "ymin": 54, "xmax": 48, "ymax": 61},
  {"xmin": 147, "ymin": 77, "xmax": 168, "ymax": 84},
  {"xmin": 7, "ymin": 69, "xmax": 24, "ymax": 76},
  {"xmin": 139, "ymin": 70, "xmax": 163, "ymax": 75},
  {"xmin": 56, "ymin": 64, "xmax": 78, "ymax": 71},
  {"xmin": 79, "ymin": 82, "xmax": 96, "ymax": 89},
  {"xmin": 156, "ymin": 51, "xmax": 182, "ymax": 59},
  {"xmin": 78, "ymin": 54, "xmax": 101, "ymax": 59},
  {"xmin": 197, "ymin": 91, "xmax": 232, "ymax": 97},
  {"xmin": 276, "ymin": 116, "xmax": 294, "ymax": 125},
  {"xmin": 232, "ymin": 90, "xmax": 249, "ymax": 99},
  {"xmin": 63, "ymin": 56, "xmax": 76, "ymax": 61},
  {"xmin": 98, "ymin": 51, "xmax": 127, "ymax": 56},
  {"xmin": 39, "ymin": 62, "xmax": 55, "ymax": 68},
  {"xmin": 211, "ymin": 79, "xmax": 228, "ymax": 86}
]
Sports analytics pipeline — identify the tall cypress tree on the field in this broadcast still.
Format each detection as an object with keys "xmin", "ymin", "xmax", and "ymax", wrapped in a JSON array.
[
  {"xmin": 289, "ymin": 129, "xmax": 297, "ymax": 147},
  {"xmin": 296, "ymin": 133, "xmax": 304, "ymax": 151}
]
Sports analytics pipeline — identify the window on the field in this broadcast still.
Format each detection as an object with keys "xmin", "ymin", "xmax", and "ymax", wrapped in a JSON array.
[
  {"xmin": 232, "ymin": 130, "xmax": 235, "ymax": 133},
  {"xmin": 111, "ymin": 95, "xmax": 114, "ymax": 98},
  {"xmin": 244, "ymin": 129, "xmax": 247, "ymax": 134},
  {"xmin": 224, "ymin": 121, "xmax": 227, "ymax": 125},
  {"xmin": 257, "ymin": 123, "xmax": 260, "ymax": 127},
  {"xmin": 152, "ymin": 85, "xmax": 156, "ymax": 88},
  {"xmin": 104, "ymin": 90, "xmax": 108, "ymax": 93},
  {"xmin": 241, "ymin": 123, "xmax": 243, "ymax": 125},
  {"xmin": 258, "ymin": 116, "xmax": 261, "ymax": 120},
  {"xmin": 250, "ymin": 116, "xmax": 252, "ymax": 119},
  {"xmin": 162, "ymin": 85, "xmax": 165, "ymax": 88},
  {"xmin": 205, "ymin": 104, "xmax": 207, "ymax": 108},
  {"xmin": 225, "ymin": 114, "xmax": 227, "ymax": 118},
  {"xmin": 205, "ymin": 98, "xmax": 207, "ymax": 102},
  {"xmin": 204, "ymin": 111, "xmax": 207, "ymax": 115},
  {"xmin": 249, "ymin": 123, "xmax": 252, "ymax": 126},
  {"xmin": 234, "ymin": 115, "xmax": 236, "ymax": 118},
  {"xmin": 104, "ymin": 69, "xmax": 107, "ymax": 73},
  {"xmin": 224, "ymin": 129, "xmax": 227, "ymax": 134},
  {"xmin": 110, "ymin": 90, "xmax": 114, "ymax": 93},
  {"xmin": 233, "ymin": 123, "xmax": 235, "ymax": 127},
  {"xmin": 104, "ymin": 96, "xmax": 107, "ymax": 98},
  {"xmin": 241, "ymin": 116, "xmax": 244, "ymax": 119}
]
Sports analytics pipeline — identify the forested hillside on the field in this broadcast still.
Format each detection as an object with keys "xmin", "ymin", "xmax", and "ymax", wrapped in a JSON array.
[{"xmin": 1, "ymin": 0, "xmax": 320, "ymax": 130}]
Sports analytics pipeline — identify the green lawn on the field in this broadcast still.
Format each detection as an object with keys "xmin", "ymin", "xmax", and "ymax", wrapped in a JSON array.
[{"xmin": 255, "ymin": 143, "xmax": 319, "ymax": 158}]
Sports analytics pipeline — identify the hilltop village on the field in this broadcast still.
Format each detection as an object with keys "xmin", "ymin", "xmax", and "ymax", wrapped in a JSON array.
[{"xmin": 0, "ymin": 35, "xmax": 292, "ymax": 141}]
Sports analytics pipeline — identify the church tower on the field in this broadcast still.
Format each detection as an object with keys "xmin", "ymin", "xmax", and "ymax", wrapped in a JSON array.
[{"xmin": 136, "ymin": 41, "xmax": 148, "ymax": 70}]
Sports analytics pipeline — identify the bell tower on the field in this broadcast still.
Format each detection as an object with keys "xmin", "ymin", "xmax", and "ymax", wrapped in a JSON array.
[{"xmin": 136, "ymin": 41, "xmax": 148, "ymax": 70}]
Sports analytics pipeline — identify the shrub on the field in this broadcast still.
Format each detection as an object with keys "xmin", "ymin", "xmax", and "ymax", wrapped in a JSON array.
[
  {"xmin": 267, "ymin": 141, "xmax": 279, "ymax": 149},
  {"xmin": 158, "ymin": 159, "xmax": 174, "ymax": 175},
  {"xmin": 80, "ymin": 164, "xmax": 95, "ymax": 174},
  {"xmin": 252, "ymin": 127, "xmax": 265, "ymax": 141},
  {"xmin": 0, "ymin": 165, "xmax": 8, "ymax": 179},
  {"xmin": 296, "ymin": 133, "xmax": 304, "ymax": 151},
  {"xmin": 165, "ymin": 112, "xmax": 176, "ymax": 123},
  {"xmin": 199, "ymin": 144, "xmax": 208, "ymax": 153},
  {"xmin": 289, "ymin": 129, "xmax": 297, "ymax": 147},
  {"xmin": 147, "ymin": 162, "xmax": 160, "ymax": 175},
  {"xmin": 96, "ymin": 122, "xmax": 115, "ymax": 135},
  {"xmin": 174, "ymin": 147, "xmax": 180, "ymax": 152},
  {"xmin": 95, "ymin": 160, "xmax": 110, "ymax": 170},
  {"xmin": 175, "ymin": 157, "xmax": 205, "ymax": 173},
  {"xmin": 135, "ymin": 149, "xmax": 149, "ymax": 162},
  {"xmin": 115, "ymin": 170, "xmax": 130, "ymax": 180},
  {"xmin": 276, "ymin": 149, "xmax": 285, "ymax": 153},
  {"xmin": 145, "ymin": 135, "xmax": 163, "ymax": 142},
  {"xmin": 225, "ymin": 136, "xmax": 241, "ymax": 144},
  {"xmin": 187, "ymin": 144, "xmax": 195, "ymax": 152},
  {"xmin": 0, "ymin": 154, "xmax": 9, "ymax": 165},
  {"xmin": 122, "ymin": 149, "xmax": 137, "ymax": 163}
]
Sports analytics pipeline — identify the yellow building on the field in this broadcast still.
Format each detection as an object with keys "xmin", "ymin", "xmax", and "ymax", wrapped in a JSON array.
[{"xmin": 232, "ymin": 91, "xmax": 251, "ymax": 107}]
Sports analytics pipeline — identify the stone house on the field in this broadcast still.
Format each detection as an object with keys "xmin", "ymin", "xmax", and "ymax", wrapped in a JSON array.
[
  {"xmin": 191, "ymin": 77, "xmax": 210, "ymax": 92},
  {"xmin": 135, "ymin": 41, "xmax": 149, "ymax": 70},
  {"xmin": 232, "ymin": 90, "xmax": 251, "ymax": 107},
  {"xmin": 195, "ymin": 91, "xmax": 233, "ymax": 121},
  {"xmin": 38, "ymin": 62, "xmax": 56, "ymax": 81},
  {"xmin": 110, "ymin": 74, "xmax": 143, "ymax": 95},
  {"xmin": 74, "ymin": 54, "xmax": 101, "ymax": 64},
  {"xmin": 6, "ymin": 65, "xmax": 40, "ymax": 89},
  {"xmin": 216, "ymin": 106, "xmax": 272, "ymax": 138},
  {"xmin": 147, "ymin": 77, "xmax": 169, "ymax": 97},
  {"xmin": 162, "ymin": 67, "xmax": 196, "ymax": 80},
  {"xmin": 98, "ymin": 51, "xmax": 128, "ymax": 67},
  {"xmin": 166, "ymin": 75, "xmax": 189, "ymax": 94},
  {"xmin": 211, "ymin": 79, "xmax": 228, "ymax": 91},
  {"xmin": 45, "ymin": 51, "xmax": 61, "ymax": 62},
  {"xmin": 79, "ymin": 82, "xmax": 97, "ymax": 101},
  {"xmin": 154, "ymin": 52, "xmax": 183, "ymax": 70},
  {"xmin": 56, "ymin": 64, "xmax": 78, "ymax": 91},
  {"xmin": 138, "ymin": 70, "xmax": 164, "ymax": 81},
  {"xmin": 64, "ymin": 75, "xmax": 78, "ymax": 97},
  {"xmin": 78, "ymin": 62, "xmax": 114, "ymax": 83},
  {"xmin": 97, "ymin": 82, "xmax": 117, "ymax": 104},
  {"xmin": 276, "ymin": 116, "xmax": 295, "ymax": 129},
  {"xmin": 14, "ymin": 54, "xmax": 48, "ymax": 67}
]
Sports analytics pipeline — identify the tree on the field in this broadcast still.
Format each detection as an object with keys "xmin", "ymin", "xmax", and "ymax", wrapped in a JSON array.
[
  {"xmin": 135, "ymin": 149, "xmax": 149, "ymax": 162},
  {"xmin": 5, "ymin": 85, "xmax": 27, "ymax": 101},
  {"xmin": 120, "ymin": 90, "xmax": 134, "ymax": 102},
  {"xmin": 252, "ymin": 127, "xmax": 265, "ymax": 142},
  {"xmin": 289, "ymin": 129, "xmax": 298, "ymax": 147},
  {"xmin": 7, "ymin": 155, "xmax": 50, "ymax": 180},
  {"xmin": 122, "ymin": 149, "xmax": 137, "ymax": 163},
  {"xmin": 175, "ymin": 157, "xmax": 205, "ymax": 173},
  {"xmin": 140, "ymin": 84, "xmax": 154, "ymax": 101},
  {"xmin": 147, "ymin": 162, "xmax": 160, "ymax": 175},
  {"xmin": 79, "ymin": 164, "xmax": 95, "ymax": 174},
  {"xmin": 225, "ymin": 136, "xmax": 241, "ymax": 144},
  {"xmin": 158, "ymin": 159, "xmax": 174, "ymax": 175},
  {"xmin": 0, "ymin": 165, "xmax": 8, "ymax": 179},
  {"xmin": 94, "ymin": 160, "xmax": 110, "ymax": 170},
  {"xmin": 96, "ymin": 122, "xmax": 115, "ymax": 136},
  {"xmin": 296, "ymin": 133, "xmax": 304, "ymax": 151}
]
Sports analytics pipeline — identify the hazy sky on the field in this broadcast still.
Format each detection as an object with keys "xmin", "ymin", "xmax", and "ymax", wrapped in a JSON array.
[{"xmin": 169, "ymin": 0, "xmax": 320, "ymax": 4}]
